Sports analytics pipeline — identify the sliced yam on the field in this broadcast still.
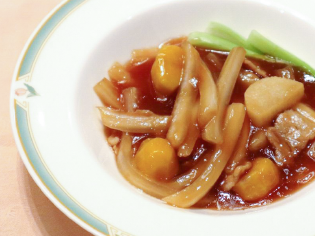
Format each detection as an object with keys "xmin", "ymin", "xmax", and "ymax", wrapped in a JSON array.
[
  {"xmin": 163, "ymin": 103, "xmax": 246, "ymax": 208},
  {"xmin": 245, "ymin": 76, "xmax": 304, "ymax": 127}
]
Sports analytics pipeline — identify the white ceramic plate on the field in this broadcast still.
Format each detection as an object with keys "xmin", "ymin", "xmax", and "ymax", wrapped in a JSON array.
[{"xmin": 10, "ymin": 0, "xmax": 315, "ymax": 235}]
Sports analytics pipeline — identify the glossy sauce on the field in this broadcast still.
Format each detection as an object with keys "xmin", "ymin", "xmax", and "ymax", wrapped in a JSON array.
[{"xmin": 113, "ymin": 47, "xmax": 315, "ymax": 210}]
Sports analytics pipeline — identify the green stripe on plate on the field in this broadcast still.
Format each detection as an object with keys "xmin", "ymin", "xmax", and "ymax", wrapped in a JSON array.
[
  {"xmin": 19, "ymin": 0, "xmax": 86, "ymax": 77},
  {"xmin": 16, "ymin": 104, "xmax": 109, "ymax": 235}
]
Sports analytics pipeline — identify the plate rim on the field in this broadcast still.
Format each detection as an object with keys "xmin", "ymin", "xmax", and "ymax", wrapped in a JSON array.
[
  {"xmin": 9, "ymin": 0, "xmax": 122, "ymax": 235},
  {"xmin": 9, "ymin": 0, "xmax": 315, "ymax": 236}
]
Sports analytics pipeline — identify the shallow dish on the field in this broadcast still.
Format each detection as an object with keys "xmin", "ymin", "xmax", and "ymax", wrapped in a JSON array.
[{"xmin": 10, "ymin": 0, "xmax": 315, "ymax": 235}]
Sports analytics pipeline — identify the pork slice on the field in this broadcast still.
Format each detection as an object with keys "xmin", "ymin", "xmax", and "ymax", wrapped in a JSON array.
[
  {"xmin": 221, "ymin": 162, "xmax": 252, "ymax": 191},
  {"xmin": 267, "ymin": 110, "xmax": 315, "ymax": 165}
]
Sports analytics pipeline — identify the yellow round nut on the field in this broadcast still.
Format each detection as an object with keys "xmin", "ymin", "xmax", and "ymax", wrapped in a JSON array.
[
  {"xmin": 135, "ymin": 138, "xmax": 179, "ymax": 181},
  {"xmin": 151, "ymin": 45, "xmax": 184, "ymax": 96},
  {"xmin": 233, "ymin": 157, "xmax": 280, "ymax": 201}
]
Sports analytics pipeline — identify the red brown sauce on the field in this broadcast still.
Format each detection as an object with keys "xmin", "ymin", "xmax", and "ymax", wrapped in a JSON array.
[{"xmin": 112, "ymin": 47, "xmax": 315, "ymax": 210}]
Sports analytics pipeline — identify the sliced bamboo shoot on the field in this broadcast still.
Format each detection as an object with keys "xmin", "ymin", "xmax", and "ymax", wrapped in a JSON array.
[
  {"xmin": 225, "ymin": 115, "xmax": 250, "ymax": 174},
  {"xmin": 94, "ymin": 78, "xmax": 123, "ymax": 109},
  {"xmin": 98, "ymin": 107, "xmax": 170, "ymax": 134},
  {"xmin": 248, "ymin": 130, "xmax": 268, "ymax": 152},
  {"xmin": 167, "ymin": 42, "xmax": 199, "ymax": 148},
  {"xmin": 178, "ymin": 100, "xmax": 200, "ymax": 157},
  {"xmin": 163, "ymin": 103, "xmax": 246, "ymax": 208},
  {"xmin": 122, "ymin": 87, "xmax": 139, "ymax": 112},
  {"xmin": 202, "ymin": 47, "xmax": 246, "ymax": 144},
  {"xmin": 198, "ymin": 61, "xmax": 218, "ymax": 128}
]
